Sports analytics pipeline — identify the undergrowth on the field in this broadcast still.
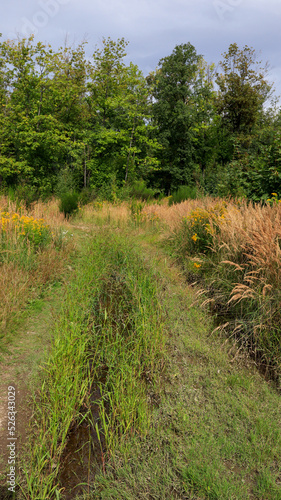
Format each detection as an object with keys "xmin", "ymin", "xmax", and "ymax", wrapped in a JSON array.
[
  {"xmin": 0, "ymin": 198, "xmax": 72, "ymax": 342},
  {"xmin": 168, "ymin": 197, "xmax": 281, "ymax": 381}
]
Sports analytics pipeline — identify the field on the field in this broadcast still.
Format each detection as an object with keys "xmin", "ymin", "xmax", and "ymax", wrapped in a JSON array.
[{"xmin": 0, "ymin": 195, "xmax": 281, "ymax": 500}]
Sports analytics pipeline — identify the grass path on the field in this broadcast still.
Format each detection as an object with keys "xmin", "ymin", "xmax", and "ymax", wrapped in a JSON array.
[
  {"xmin": 88, "ymin": 226, "xmax": 281, "ymax": 500},
  {"xmin": 0, "ymin": 280, "xmax": 66, "ymax": 483},
  {"xmin": 1, "ymin": 216, "xmax": 281, "ymax": 499}
]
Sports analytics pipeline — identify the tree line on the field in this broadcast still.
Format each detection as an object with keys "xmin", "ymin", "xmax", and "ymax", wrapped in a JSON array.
[{"xmin": 0, "ymin": 34, "xmax": 280, "ymax": 202}]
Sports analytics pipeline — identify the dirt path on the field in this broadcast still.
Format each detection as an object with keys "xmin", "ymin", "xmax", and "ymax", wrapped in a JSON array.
[{"xmin": 0, "ymin": 285, "xmax": 64, "ymax": 484}]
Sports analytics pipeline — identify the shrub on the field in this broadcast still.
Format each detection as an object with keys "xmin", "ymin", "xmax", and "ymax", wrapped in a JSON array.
[
  {"xmin": 59, "ymin": 192, "xmax": 79, "ymax": 218},
  {"xmin": 130, "ymin": 180, "xmax": 155, "ymax": 201},
  {"xmin": 175, "ymin": 202, "xmax": 227, "ymax": 256},
  {"xmin": 169, "ymin": 185, "xmax": 198, "ymax": 205},
  {"xmin": 78, "ymin": 187, "xmax": 97, "ymax": 206}
]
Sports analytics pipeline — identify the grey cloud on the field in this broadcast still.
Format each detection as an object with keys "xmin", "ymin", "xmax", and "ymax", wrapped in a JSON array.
[{"xmin": 1, "ymin": 0, "xmax": 280, "ymax": 98}]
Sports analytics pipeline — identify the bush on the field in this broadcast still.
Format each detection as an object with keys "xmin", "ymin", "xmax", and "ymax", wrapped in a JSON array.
[
  {"xmin": 78, "ymin": 187, "xmax": 97, "ymax": 206},
  {"xmin": 173, "ymin": 202, "xmax": 228, "ymax": 256},
  {"xmin": 59, "ymin": 192, "xmax": 79, "ymax": 218},
  {"xmin": 130, "ymin": 180, "xmax": 155, "ymax": 201},
  {"xmin": 169, "ymin": 185, "xmax": 198, "ymax": 205}
]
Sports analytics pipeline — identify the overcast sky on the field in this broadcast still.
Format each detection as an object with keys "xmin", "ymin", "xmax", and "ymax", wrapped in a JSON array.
[{"xmin": 2, "ymin": 0, "xmax": 281, "ymax": 101}]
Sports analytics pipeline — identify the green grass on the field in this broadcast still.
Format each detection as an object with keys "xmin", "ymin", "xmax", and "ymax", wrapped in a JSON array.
[
  {"xmin": 16, "ymin": 209, "xmax": 281, "ymax": 500},
  {"xmin": 169, "ymin": 185, "xmax": 199, "ymax": 205},
  {"xmin": 85, "ymin": 224, "xmax": 281, "ymax": 500},
  {"xmin": 19, "ymin": 228, "xmax": 166, "ymax": 498}
]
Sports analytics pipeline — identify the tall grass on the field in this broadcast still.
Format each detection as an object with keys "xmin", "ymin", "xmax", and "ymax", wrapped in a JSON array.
[
  {"xmin": 91, "ymin": 233, "xmax": 165, "ymax": 455},
  {"xmin": 79, "ymin": 200, "xmax": 129, "ymax": 228},
  {"xmin": 142, "ymin": 196, "xmax": 218, "ymax": 231},
  {"xmin": 0, "ymin": 196, "xmax": 67, "ymax": 228},
  {"xmin": 162, "ymin": 197, "xmax": 281, "ymax": 378},
  {"xmin": 21, "ymin": 230, "xmax": 165, "ymax": 498},
  {"xmin": 0, "ymin": 197, "xmax": 71, "ymax": 340}
]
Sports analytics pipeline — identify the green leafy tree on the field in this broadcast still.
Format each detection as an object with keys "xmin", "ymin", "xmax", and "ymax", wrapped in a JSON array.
[
  {"xmin": 207, "ymin": 43, "xmax": 277, "ymax": 199},
  {"xmin": 0, "ymin": 36, "xmax": 90, "ymax": 195},
  {"xmin": 216, "ymin": 43, "xmax": 273, "ymax": 136},
  {"xmin": 149, "ymin": 43, "xmax": 213, "ymax": 192},
  {"xmin": 87, "ymin": 37, "xmax": 160, "ymax": 189}
]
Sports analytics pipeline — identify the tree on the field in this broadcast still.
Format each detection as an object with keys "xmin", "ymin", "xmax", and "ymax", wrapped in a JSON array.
[
  {"xmin": 149, "ymin": 43, "xmax": 212, "ymax": 191},
  {"xmin": 215, "ymin": 43, "xmax": 273, "ymax": 135},
  {"xmin": 0, "ymin": 36, "xmax": 90, "ymax": 195},
  {"xmin": 87, "ymin": 37, "xmax": 160, "ymax": 189}
]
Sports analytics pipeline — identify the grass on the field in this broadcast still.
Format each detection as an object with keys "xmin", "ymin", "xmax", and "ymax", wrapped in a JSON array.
[
  {"xmin": 1, "ymin": 197, "xmax": 281, "ymax": 499},
  {"xmin": 81, "ymin": 224, "xmax": 281, "ymax": 500},
  {"xmin": 0, "ymin": 196, "xmax": 73, "ymax": 344},
  {"xmin": 18, "ymin": 228, "xmax": 166, "ymax": 499},
  {"xmin": 163, "ymin": 197, "xmax": 281, "ymax": 379}
]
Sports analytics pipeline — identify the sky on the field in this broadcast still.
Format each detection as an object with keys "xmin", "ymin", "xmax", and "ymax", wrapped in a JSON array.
[{"xmin": 2, "ymin": 0, "xmax": 281, "ymax": 102}]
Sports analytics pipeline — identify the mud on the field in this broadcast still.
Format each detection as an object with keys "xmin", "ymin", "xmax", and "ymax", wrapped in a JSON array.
[{"xmin": 59, "ymin": 369, "xmax": 107, "ymax": 500}]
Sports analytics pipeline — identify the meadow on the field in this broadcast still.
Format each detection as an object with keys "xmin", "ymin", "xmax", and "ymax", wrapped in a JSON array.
[{"xmin": 0, "ymin": 194, "xmax": 281, "ymax": 500}]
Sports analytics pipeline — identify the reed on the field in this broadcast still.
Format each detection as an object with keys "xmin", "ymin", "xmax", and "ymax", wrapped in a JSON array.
[{"xmin": 165, "ymin": 197, "xmax": 281, "ymax": 376}]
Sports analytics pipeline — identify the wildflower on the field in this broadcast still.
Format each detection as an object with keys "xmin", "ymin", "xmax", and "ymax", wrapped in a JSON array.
[
  {"xmin": 192, "ymin": 234, "xmax": 198, "ymax": 242},
  {"xmin": 193, "ymin": 262, "xmax": 201, "ymax": 269}
]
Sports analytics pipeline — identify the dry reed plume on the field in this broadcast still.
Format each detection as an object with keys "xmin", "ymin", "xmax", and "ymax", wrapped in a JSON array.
[{"xmin": 215, "ymin": 200, "xmax": 281, "ymax": 289}]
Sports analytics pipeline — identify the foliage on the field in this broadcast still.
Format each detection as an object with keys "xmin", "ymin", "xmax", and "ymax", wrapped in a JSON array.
[
  {"xmin": 216, "ymin": 43, "xmax": 273, "ymax": 135},
  {"xmin": 129, "ymin": 179, "xmax": 156, "ymax": 200},
  {"xmin": 0, "ymin": 34, "xmax": 279, "ymax": 202},
  {"xmin": 87, "ymin": 37, "xmax": 160, "ymax": 187},
  {"xmin": 59, "ymin": 192, "xmax": 79, "ymax": 218},
  {"xmin": 0, "ymin": 36, "xmax": 160, "ymax": 199},
  {"xmin": 149, "ymin": 44, "xmax": 215, "ymax": 192},
  {"xmin": 168, "ymin": 185, "xmax": 198, "ymax": 205}
]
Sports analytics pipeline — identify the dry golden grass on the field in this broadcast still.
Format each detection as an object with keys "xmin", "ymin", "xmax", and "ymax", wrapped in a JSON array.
[
  {"xmin": 142, "ymin": 197, "xmax": 224, "ymax": 231},
  {"xmin": 161, "ymin": 197, "xmax": 281, "ymax": 370},
  {"xmin": 215, "ymin": 200, "xmax": 281, "ymax": 287},
  {"xmin": 0, "ymin": 196, "xmax": 67, "ymax": 229},
  {"xmin": 81, "ymin": 200, "xmax": 130, "ymax": 225},
  {"xmin": 0, "ymin": 196, "xmax": 73, "ymax": 339},
  {"xmin": 144, "ymin": 197, "xmax": 281, "ymax": 290}
]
